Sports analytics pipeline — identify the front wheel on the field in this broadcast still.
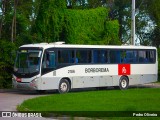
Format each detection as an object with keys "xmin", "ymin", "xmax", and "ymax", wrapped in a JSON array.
[
  {"xmin": 58, "ymin": 79, "xmax": 70, "ymax": 94},
  {"xmin": 119, "ymin": 76, "xmax": 129, "ymax": 90}
]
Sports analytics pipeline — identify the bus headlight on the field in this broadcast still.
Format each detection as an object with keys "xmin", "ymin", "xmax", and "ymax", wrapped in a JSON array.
[{"xmin": 12, "ymin": 77, "xmax": 15, "ymax": 81}]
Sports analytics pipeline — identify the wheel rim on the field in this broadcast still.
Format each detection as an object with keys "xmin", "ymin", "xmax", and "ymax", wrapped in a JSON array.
[
  {"xmin": 60, "ymin": 82, "xmax": 68, "ymax": 92},
  {"xmin": 121, "ymin": 79, "xmax": 127, "ymax": 88}
]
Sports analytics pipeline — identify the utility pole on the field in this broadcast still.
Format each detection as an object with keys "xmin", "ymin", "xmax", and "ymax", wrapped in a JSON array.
[{"xmin": 131, "ymin": 0, "xmax": 135, "ymax": 45}]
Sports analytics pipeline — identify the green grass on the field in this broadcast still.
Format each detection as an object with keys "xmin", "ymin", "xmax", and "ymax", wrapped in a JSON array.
[{"xmin": 17, "ymin": 88, "xmax": 160, "ymax": 118}]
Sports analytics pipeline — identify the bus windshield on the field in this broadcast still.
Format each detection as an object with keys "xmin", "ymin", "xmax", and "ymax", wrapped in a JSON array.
[{"xmin": 14, "ymin": 50, "xmax": 42, "ymax": 74}]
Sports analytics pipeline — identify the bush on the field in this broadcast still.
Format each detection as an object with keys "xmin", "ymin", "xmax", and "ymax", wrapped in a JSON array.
[
  {"xmin": 0, "ymin": 40, "xmax": 17, "ymax": 88},
  {"xmin": 64, "ymin": 7, "xmax": 120, "ymax": 45},
  {"xmin": 32, "ymin": 2, "xmax": 120, "ymax": 45}
]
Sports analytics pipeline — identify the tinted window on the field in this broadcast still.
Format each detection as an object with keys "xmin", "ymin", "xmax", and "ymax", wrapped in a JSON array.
[
  {"xmin": 93, "ymin": 50, "xmax": 108, "ymax": 63},
  {"xmin": 58, "ymin": 50, "xmax": 74, "ymax": 63},
  {"xmin": 76, "ymin": 50, "xmax": 91, "ymax": 63},
  {"xmin": 42, "ymin": 51, "xmax": 56, "ymax": 68},
  {"xmin": 147, "ymin": 50, "xmax": 155, "ymax": 63},
  {"xmin": 122, "ymin": 50, "xmax": 138, "ymax": 63},
  {"xmin": 110, "ymin": 50, "xmax": 121, "ymax": 63},
  {"xmin": 138, "ymin": 50, "xmax": 155, "ymax": 63}
]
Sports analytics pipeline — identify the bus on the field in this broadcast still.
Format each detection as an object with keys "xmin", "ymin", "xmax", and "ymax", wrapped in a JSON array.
[{"xmin": 12, "ymin": 42, "xmax": 158, "ymax": 93}]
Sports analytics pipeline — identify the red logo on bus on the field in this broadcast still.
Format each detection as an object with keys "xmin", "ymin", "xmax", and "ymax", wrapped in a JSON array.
[{"xmin": 118, "ymin": 64, "xmax": 130, "ymax": 75}]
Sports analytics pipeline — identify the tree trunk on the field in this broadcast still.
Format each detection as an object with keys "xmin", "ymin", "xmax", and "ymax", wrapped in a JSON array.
[
  {"xmin": 11, "ymin": 15, "xmax": 15, "ymax": 43},
  {"xmin": 0, "ymin": 0, "xmax": 5, "ymax": 39},
  {"xmin": 14, "ymin": 0, "xmax": 17, "ymax": 41},
  {"xmin": 11, "ymin": 0, "xmax": 17, "ymax": 43}
]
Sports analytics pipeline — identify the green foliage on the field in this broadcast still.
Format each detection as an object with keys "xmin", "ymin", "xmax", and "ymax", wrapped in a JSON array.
[
  {"xmin": 0, "ymin": 41, "xmax": 17, "ymax": 88},
  {"xmin": 65, "ymin": 7, "xmax": 106, "ymax": 44},
  {"xmin": 65, "ymin": 7, "xmax": 120, "ymax": 45},
  {"xmin": 32, "ymin": 4, "xmax": 120, "ymax": 45},
  {"xmin": 104, "ymin": 20, "xmax": 120, "ymax": 45},
  {"xmin": 31, "ymin": 0, "xmax": 67, "ymax": 42},
  {"xmin": 147, "ymin": 0, "xmax": 160, "ymax": 47},
  {"xmin": 147, "ymin": 0, "xmax": 160, "ymax": 26}
]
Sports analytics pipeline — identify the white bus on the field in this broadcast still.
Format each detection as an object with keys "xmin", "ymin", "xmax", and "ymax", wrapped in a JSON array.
[{"xmin": 12, "ymin": 42, "xmax": 158, "ymax": 93}]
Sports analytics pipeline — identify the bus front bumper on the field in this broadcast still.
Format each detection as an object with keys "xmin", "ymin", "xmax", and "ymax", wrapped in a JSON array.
[{"xmin": 12, "ymin": 78, "xmax": 38, "ymax": 90}]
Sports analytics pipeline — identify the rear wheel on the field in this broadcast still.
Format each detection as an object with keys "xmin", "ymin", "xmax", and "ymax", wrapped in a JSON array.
[
  {"xmin": 119, "ymin": 76, "xmax": 129, "ymax": 90},
  {"xmin": 58, "ymin": 79, "xmax": 70, "ymax": 94}
]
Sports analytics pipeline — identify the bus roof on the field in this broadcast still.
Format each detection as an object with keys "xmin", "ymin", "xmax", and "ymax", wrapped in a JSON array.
[{"xmin": 20, "ymin": 42, "xmax": 157, "ymax": 50}]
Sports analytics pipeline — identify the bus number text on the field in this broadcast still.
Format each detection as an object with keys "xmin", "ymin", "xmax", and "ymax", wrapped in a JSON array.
[{"xmin": 68, "ymin": 70, "xmax": 75, "ymax": 73}]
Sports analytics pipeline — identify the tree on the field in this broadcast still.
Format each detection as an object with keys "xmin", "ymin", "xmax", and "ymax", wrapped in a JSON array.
[
  {"xmin": 31, "ymin": 0, "xmax": 120, "ymax": 44},
  {"xmin": 0, "ymin": 0, "xmax": 12, "ymax": 40},
  {"xmin": 109, "ymin": 0, "xmax": 131, "ymax": 43},
  {"xmin": 0, "ymin": 0, "xmax": 33, "ymax": 44},
  {"xmin": 31, "ymin": 0, "xmax": 67, "ymax": 43},
  {"xmin": 0, "ymin": 0, "xmax": 33, "ymax": 88},
  {"xmin": 146, "ymin": 0, "xmax": 160, "ymax": 47},
  {"xmin": 106, "ymin": 0, "xmax": 159, "ymax": 46},
  {"xmin": 65, "ymin": 7, "xmax": 119, "ymax": 45},
  {"xmin": 0, "ymin": 41, "xmax": 16, "ymax": 88}
]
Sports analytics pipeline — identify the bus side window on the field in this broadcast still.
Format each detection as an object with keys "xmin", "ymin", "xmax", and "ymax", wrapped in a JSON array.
[
  {"xmin": 100, "ymin": 50, "xmax": 108, "ymax": 63},
  {"xmin": 75, "ymin": 58, "xmax": 78, "ymax": 63},
  {"xmin": 93, "ymin": 50, "xmax": 98, "ymax": 63},
  {"xmin": 123, "ymin": 50, "xmax": 138, "ymax": 63},
  {"xmin": 110, "ymin": 50, "xmax": 121, "ymax": 63},
  {"xmin": 150, "ymin": 51, "xmax": 155, "ymax": 63},
  {"xmin": 138, "ymin": 51, "xmax": 148, "ymax": 63},
  {"xmin": 49, "ymin": 52, "xmax": 56, "ymax": 68},
  {"xmin": 42, "ymin": 53, "xmax": 47, "ymax": 68},
  {"xmin": 58, "ymin": 50, "xmax": 74, "ymax": 64},
  {"xmin": 93, "ymin": 50, "xmax": 108, "ymax": 63},
  {"xmin": 42, "ymin": 51, "xmax": 55, "ymax": 68},
  {"xmin": 76, "ymin": 50, "xmax": 91, "ymax": 63},
  {"xmin": 121, "ymin": 51, "xmax": 126, "ymax": 63},
  {"xmin": 145, "ymin": 50, "xmax": 155, "ymax": 63}
]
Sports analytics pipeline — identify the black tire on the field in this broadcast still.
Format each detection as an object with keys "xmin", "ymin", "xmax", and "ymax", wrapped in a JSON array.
[
  {"xmin": 58, "ymin": 79, "xmax": 70, "ymax": 94},
  {"xmin": 119, "ymin": 76, "xmax": 129, "ymax": 90}
]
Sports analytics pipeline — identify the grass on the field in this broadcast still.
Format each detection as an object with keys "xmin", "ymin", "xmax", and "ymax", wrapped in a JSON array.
[{"xmin": 17, "ymin": 88, "xmax": 160, "ymax": 118}]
